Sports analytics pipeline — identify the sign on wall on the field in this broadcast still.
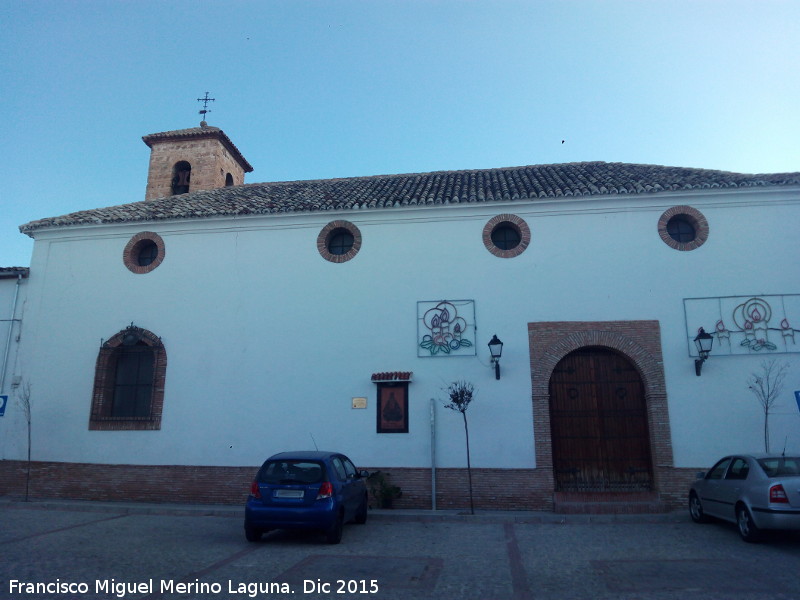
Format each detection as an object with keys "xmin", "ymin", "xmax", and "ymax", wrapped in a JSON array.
[
  {"xmin": 0, "ymin": 395, "xmax": 7, "ymax": 417},
  {"xmin": 417, "ymin": 300, "xmax": 476, "ymax": 357},
  {"xmin": 684, "ymin": 295, "xmax": 800, "ymax": 356}
]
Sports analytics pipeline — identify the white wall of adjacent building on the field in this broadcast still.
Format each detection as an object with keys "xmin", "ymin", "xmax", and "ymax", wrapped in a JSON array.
[
  {"xmin": 3, "ymin": 186, "xmax": 799, "ymax": 470},
  {"xmin": 0, "ymin": 271, "xmax": 28, "ymax": 459}
]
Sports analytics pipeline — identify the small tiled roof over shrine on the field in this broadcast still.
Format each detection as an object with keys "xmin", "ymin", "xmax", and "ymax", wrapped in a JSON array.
[
  {"xmin": 19, "ymin": 161, "xmax": 800, "ymax": 235},
  {"xmin": 0, "ymin": 267, "xmax": 30, "ymax": 278}
]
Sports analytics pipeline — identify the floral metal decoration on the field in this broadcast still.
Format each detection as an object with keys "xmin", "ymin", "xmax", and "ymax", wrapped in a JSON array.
[{"xmin": 417, "ymin": 300, "xmax": 475, "ymax": 357}]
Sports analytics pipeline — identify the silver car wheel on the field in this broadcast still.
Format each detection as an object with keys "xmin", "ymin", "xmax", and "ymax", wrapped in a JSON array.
[
  {"xmin": 736, "ymin": 506, "xmax": 761, "ymax": 543},
  {"xmin": 689, "ymin": 493, "xmax": 707, "ymax": 523}
]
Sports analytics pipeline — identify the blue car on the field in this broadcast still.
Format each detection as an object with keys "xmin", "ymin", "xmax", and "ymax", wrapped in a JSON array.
[{"xmin": 244, "ymin": 451, "xmax": 370, "ymax": 544}]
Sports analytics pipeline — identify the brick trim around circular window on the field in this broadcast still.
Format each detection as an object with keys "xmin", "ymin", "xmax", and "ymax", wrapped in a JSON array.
[
  {"xmin": 317, "ymin": 220, "xmax": 362, "ymax": 263},
  {"xmin": 123, "ymin": 232, "xmax": 166, "ymax": 274},
  {"xmin": 657, "ymin": 206, "xmax": 709, "ymax": 251},
  {"xmin": 483, "ymin": 214, "xmax": 531, "ymax": 258}
]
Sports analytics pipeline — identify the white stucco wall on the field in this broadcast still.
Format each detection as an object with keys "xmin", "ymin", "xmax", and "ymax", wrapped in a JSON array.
[
  {"xmin": 0, "ymin": 271, "xmax": 28, "ymax": 459},
  {"xmin": 6, "ymin": 185, "xmax": 800, "ymax": 470}
]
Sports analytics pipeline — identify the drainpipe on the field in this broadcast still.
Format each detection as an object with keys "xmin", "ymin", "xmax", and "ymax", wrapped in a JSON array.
[
  {"xmin": 430, "ymin": 398, "xmax": 436, "ymax": 510},
  {"xmin": 1, "ymin": 273, "xmax": 23, "ymax": 394}
]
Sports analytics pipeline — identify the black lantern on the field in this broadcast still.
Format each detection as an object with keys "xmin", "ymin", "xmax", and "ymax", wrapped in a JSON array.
[
  {"xmin": 693, "ymin": 327, "xmax": 713, "ymax": 376},
  {"xmin": 488, "ymin": 334, "xmax": 504, "ymax": 380}
]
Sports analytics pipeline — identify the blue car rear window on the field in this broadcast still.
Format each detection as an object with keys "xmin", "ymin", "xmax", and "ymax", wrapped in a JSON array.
[
  {"xmin": 757, "ymin": 457, "xmax": 800, "ymax": 477},
  {"xmin": 258, "ymin": 460, "xmax": 325, "ymax": 484}
]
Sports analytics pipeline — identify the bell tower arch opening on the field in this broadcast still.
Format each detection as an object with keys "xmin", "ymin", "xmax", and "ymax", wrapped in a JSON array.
[{"xmin": 172, "ymin": 161, "xmax": 191, "ymax": 195}]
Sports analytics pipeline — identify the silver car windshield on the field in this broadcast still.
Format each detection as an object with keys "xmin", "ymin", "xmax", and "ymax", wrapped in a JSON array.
[{"xmin": 757, "ymin": 457, "xmax": 800, "ymax": 477}]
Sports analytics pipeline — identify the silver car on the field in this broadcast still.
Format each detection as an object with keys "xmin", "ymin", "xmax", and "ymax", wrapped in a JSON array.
[{"xmin": 689, "ymin": 454, "xmax": 800, "ymax": 542}]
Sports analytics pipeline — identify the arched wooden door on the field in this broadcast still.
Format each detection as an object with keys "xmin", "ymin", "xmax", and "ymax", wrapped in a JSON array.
[{"xmin": 549, "ymin": 348, "xmax": 653, "ymax": 491}]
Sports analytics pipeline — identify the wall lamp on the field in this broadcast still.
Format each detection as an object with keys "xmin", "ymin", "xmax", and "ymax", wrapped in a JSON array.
[
  {"xmin": 488, "ymin": 334, "xmax": 504, "ymax": 380},
  {"xmin": 693, "ymin": 327, "xmax": 714, "ymax": 376}
]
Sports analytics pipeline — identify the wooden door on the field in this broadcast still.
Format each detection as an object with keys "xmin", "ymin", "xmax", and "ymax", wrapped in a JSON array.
[{"xmin": 549, "ymin": 348, "xmax": 653, "ymax": 491}]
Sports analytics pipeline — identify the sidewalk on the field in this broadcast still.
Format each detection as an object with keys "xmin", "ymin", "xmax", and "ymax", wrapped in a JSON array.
[{"xmin": 0, "ymin": 496, "xmax": 687, "ymax": 524}]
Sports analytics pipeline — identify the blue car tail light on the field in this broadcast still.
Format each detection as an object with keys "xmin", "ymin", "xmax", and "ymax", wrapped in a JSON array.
[
  {"xmin": 250, "ymin": 480, "xmax": 262, "ymax": 499},
  {"xmin": 316, "ymin": 481, "xmax": 333, "ymax": 500}
]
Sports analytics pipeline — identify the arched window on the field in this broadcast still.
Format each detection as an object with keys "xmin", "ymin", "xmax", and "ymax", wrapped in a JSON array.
[
  {"xmin": 225, "ymin": 173, "xmax": 234, "ymax": 186},
  {"xmin": 172, "ymin": 161, "xmax": 192, "ymax": 195},
  {"xmin": 110, "ymin": 343, "xmax": 155, "ymax": 418},
  {"xmin": 89, "ymin": 325, "xmax": 167, "ymax": 430}
]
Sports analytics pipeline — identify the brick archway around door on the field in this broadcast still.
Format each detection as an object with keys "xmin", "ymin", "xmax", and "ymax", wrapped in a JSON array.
[{"xmin": 528, "ymin": 321, "xmax": 685, "ymax": 508}]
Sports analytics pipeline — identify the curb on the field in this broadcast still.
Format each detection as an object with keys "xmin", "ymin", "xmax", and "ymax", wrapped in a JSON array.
[{"xmin": 0, "ymin": 498, "xmax": 688, "ymax": 524}]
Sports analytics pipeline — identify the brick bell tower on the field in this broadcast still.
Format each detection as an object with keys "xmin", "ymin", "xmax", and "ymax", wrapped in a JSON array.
[{"xmin": 142, "ymin": 120, "xmax": 253, "ymax": 201}]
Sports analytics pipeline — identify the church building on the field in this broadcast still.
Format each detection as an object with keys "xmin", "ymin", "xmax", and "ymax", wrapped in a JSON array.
[{"xmin": 1, "ymin": 120, "xmax": 798, "ymax": 512}]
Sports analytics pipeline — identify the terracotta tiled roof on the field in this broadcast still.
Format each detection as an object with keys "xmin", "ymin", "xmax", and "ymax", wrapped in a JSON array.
[
  {"xmin": 19, "ymin": 161, "xmax": 799, "ymax": 235},
  {"xmin": 371, "ymin": 372, "xmax": 413, "ymax": 382},
  {"xmin": 142, "ymin": 124, "xmax": 253, "ymax": 172}
]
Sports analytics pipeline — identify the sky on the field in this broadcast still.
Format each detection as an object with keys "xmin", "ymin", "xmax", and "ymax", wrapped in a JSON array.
[{"xmin": 1, "ymin": 0, "xmax": 798, "ymax": 267}]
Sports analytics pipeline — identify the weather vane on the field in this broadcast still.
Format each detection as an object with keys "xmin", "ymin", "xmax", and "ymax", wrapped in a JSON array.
[{"xmin": 197, "ymin": 92, "xmax": 215, "ymax": 121}]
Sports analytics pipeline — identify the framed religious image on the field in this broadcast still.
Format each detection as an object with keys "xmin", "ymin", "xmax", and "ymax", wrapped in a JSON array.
[{"xmin": 376, "ymin": 382, "xmax": 408, "ymax": 433}]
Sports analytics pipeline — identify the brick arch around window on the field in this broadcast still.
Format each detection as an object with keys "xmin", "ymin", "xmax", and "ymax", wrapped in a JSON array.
[
  {"xmin": 527, "ymin": 321, "xmax": 682, "ymax": 506},
  {"xmin": 89, "ymin": 326, "xmax": 167, "ymax": 431}
]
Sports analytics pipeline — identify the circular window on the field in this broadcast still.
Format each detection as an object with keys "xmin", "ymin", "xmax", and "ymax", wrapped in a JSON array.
[
  {"xmin": 483, "ymin": 214, "xmax": 530, "ymax": 258},
  {"xmin": 317, "ymin": 221, "xmax": 362, "ymax": 263},
  {"xmin": 491, "ymin": 224, "xmax": 521, "ymax": 250},
  {"xmin": 123, "ymin": 232, "xmax": 165, "ymax": 274},
  {"xmin": 658, "ymin": 206, "xmax": 709, "ymax": 251},
  {"xmin": 327, "ymin": 229, "xmax": 355, "ymax": 255},
  {"xmin": 666, "ymin": 216, "xmax": 696, "ymax": 243},
  {"xmin": 136, "ymin": 240, "xmax": 159, "ymax": 266}
]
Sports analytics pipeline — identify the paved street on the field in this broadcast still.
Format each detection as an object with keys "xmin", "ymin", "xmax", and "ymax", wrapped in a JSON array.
[{"xmin": 1, "ymin": 500, "xmax": 798, "ymax": 600}]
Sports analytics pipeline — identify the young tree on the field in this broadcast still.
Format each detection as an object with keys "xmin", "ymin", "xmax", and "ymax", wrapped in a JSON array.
[
  {"xmin": 747, "ymin": 359, "xmax": 789, "ymax": 453},
  {"xmin": 444, "ymin": 380, "xmax": 476, "ymax": 514},
  {"xmin": 16, "ymin": 381, "xmax": 32, "ymax": 501}
]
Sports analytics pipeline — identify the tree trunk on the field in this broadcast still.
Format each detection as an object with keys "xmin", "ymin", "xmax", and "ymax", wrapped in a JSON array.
[
  {"xmin": 25, "ymin": 418, "xmax": 31, "ymax": 501},
  {"xmin": 463, "ymin": 412, "xmax": 474, "ymax": 515}
]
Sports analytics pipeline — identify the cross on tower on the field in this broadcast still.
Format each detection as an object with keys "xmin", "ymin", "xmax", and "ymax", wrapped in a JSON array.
[{"xmin": 197, "ymin": 92, "xmax": 215, "ymax": 121}]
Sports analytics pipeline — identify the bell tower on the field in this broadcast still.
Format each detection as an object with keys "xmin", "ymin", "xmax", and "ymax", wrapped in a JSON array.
[{"xmin": 142, "ymin": 121, "xmax": 253, "ymax": 201}]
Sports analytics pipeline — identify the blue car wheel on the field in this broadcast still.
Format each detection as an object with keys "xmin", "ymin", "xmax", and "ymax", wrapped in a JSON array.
[
  {"xmin": 244, "ymin": 523, "xmax": 262, "ymax": 542},
  {"xmin": 325, "ymin": 512, "xmax": 344, "ymax": 544}
]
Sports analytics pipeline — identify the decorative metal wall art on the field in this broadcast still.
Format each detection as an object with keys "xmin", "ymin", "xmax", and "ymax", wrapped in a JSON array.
[
  {"xmin": 684, "ymin": 295, "xmax": 800, "ymax": 356},
  {"xmin": 417, "ymin": 300, "xmax": 476, "ymax": 357}
]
